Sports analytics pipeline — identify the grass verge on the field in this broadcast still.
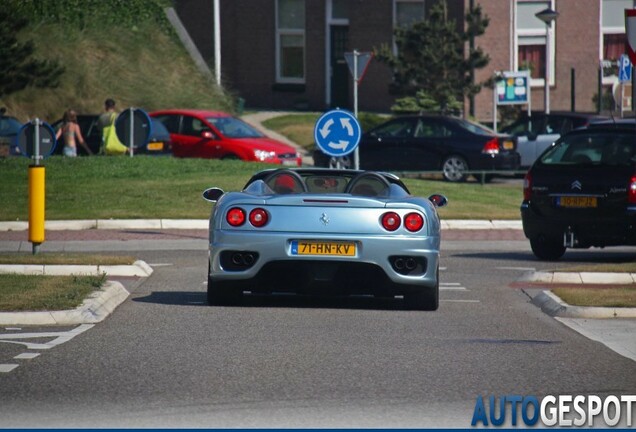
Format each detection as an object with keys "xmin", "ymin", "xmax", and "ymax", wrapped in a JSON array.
[
  {"xmin": 0, "ymin": 156, "xmax": 523, "ymax": 221},
  {"xmin": 552, "ymin": 286, "xmax": 636, "ymax": 308},
  {"xmin": 0, "ymin": 253, "xmax": 136, "ymax": 265},
  {"xmin": 0, "ymin": 273, "xmax": 106, "ymax": 311}
]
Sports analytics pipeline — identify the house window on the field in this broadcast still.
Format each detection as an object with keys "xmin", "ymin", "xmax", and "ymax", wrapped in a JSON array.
[
  {"xmin": 601, "ymin": 0, "xmax": 634, "ymax": 84},
  {"xmin": 394, "ymin": 0, "xmax": 426, "ymax": 28},
  {"xmin": 276, "ymin": 0, "xmax": 305, "ymax": 83},
  {"xmin": 515, "ymin": 1, "xmax": 553, "ymax": 87}
]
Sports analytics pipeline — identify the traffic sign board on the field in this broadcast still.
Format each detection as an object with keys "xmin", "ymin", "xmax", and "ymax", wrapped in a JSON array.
[
  {"xmin": 115, "ymin": 108, "xmax": 152, "ymax": 154},
  {"xmin": 619, "ymin": 54, "xmax": 632, "ymax": 82},
  {"xmin": 344, "ymin": 51, "xmax": 373, "ymax": 82},
  {"xmin": 314, "ymin": 109, "xmax": 361, "ymax": 158},
  {"xmin": 17, "ymin": 120, "xmax": 56, "ymax": 159}
]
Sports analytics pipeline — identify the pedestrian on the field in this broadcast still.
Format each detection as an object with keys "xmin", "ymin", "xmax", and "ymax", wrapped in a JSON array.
[
  {"xmin": 97, "ymin": 98, "xmax": 117, "ymax": 134},
  {"xmin": 98, "ymin": 98, "xmax": 128, "ymax": 155},
  {"xmin": 55, "ymin": 109, "xmax": 92, "ymax": 156}
]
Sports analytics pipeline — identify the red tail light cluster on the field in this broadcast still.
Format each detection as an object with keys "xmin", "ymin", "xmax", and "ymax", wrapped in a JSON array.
[
  {"xmin": 381, "ymin": 212, "xmax": 424, "ymax": 232},
  {"xmin": 628, "ymin": 175, "xmax": 636, "ymax": 204},
  {"xmin": 226, "ymin": 207, "xmax": 269, "ymax": 227},
  {"xmin": 523, "ymin": 172, "xmax": 532, "ymax": 201},
  {"xmin": 482, "ymin": 138, "xmax": 500, "ymax": 155}
]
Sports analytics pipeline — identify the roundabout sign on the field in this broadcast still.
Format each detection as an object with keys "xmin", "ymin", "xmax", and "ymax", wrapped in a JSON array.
[{"xmin": 314, "ymin": 109, "xmax": 361, "ymax": 158}]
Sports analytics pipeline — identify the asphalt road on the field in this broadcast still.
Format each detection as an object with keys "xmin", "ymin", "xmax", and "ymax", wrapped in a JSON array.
[{"xmin": 1, "ymin": 234, "xmax": 635, "ymax": 428}]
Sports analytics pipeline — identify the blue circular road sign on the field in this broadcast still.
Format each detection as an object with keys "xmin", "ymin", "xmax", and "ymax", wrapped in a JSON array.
[
  {"xmin": 17, "ymin": 120, "xmax": 57, "ymax": 159},
  {"xmin": 314, "ymin": 109, "xmax": 361, "ymax": 157}
]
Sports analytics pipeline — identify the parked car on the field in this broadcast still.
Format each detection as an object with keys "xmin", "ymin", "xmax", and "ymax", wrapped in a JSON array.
[
  {"xmin": 0, "ymin": 115, "xmax": 23, "ymax": 156},
  {"xmin": 313, "ymin": 115, "xmax": 521, "ymax": 182},
  {"xmin": 150, "ymin": 109, "xmax": 302, "ymax": 166},
  {"xmin": 500, "ymin": 111, "xmax": 609, "ymax": 169},
  {"xmin": 202, "ymin": 168, "xmax": 447, "ymax": 310},
  {"xmin": 521, "ymin": 125, "xmax": 636, "ymax": 260},
  {"xmin": 50, "ymin": 114, "xmax": 172, "ymax": 156}
]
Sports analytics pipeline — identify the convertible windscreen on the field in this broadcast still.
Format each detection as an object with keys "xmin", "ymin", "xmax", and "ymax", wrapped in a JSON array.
[{"xmin": 538, "ymin": 132, "xmax": 636, "ymax": 166}]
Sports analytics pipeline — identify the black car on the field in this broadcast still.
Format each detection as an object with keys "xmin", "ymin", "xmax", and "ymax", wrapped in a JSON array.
[
  {"xmin": 51, "ymin": 114, "xmax": 172, "ymax": 156},
  {"xmin": 313, "ymin": 115, "xmax": 521, "ymax": 182},
  {"xmin": 521, "ymin": 125, "xmax": 636, "ymax": 260},
  {"xmin": 501, "ymin": 111, "xmax": 609, "ymax": 169}
]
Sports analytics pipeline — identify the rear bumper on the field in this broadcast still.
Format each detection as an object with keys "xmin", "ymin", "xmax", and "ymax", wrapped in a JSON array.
[
  {"xmin": 474, "ymin": 151, "xmax": 521, "ymax": 171},
  {"xmin": 208, "ymin": 229, "xmax": 440, "ymax": 292},
  {"xmin": 521, "ymin": 202, "xmax": 636, "ymax": 247}
]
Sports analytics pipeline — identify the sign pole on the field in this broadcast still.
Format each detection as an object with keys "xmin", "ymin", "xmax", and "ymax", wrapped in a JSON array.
[
  {"xmin": 129, "ymin": 107, "xmax": 135, "ymax": 157},
  {"xmin": 353, "ymin": 50, "xmax": 360, "ymax": 170},
  {"xmin": 29, "ymin": 118, "xmax": 44, "ymax": 254},
  {"xmin": 493, "ymin": 72, "xmax": 498, "ymax": 133}
]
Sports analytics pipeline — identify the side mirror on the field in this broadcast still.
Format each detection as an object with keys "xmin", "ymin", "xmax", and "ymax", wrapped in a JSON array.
[
  {"xmin": 202, "ymin": 187, "xmax": 224, "ymax": 202},
  {"xmin": 201, "ymin": 130, "xmax": 215, "ymax": 139},
  {"xmin": 428, "ymin": 194, "xmax": 448, "ymax": 208}
]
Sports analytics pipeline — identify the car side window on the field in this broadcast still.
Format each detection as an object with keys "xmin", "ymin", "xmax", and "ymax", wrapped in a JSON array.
[
  {"xmin": 373, "ymin": 119, "xmax": 415, "ymax": 138},
  {"xmin": 544, "ymin": 116, "xmax": 563, "ymax": 134},
  {"xmin": 155, "ymin": 115, "xmax": 180, "ymax": 134}
]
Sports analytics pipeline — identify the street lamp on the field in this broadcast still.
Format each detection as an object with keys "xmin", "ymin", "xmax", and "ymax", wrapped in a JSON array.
[{"xmin": 535, "ymin": 7, "xmax": 558, "ymax": 114}]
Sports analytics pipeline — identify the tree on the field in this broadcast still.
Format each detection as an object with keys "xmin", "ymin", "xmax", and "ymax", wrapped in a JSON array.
[
  {"xmin": 375, "ymin": 1, "xmax": 490, "ymax": 115},
  {"xmin": 0, "ymin": 9, "xmax": 64, "ymax": 98}
]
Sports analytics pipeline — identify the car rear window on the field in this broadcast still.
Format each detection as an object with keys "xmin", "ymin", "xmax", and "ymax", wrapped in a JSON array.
[{"xmin": 538, "ymin": 131, "xmax": 636, "ymax": 166}]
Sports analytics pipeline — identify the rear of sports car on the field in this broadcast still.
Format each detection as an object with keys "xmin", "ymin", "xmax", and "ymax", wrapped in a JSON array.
[{"xmin": 207, "ymin": 193, "xmax": 442, "ymax": 310}]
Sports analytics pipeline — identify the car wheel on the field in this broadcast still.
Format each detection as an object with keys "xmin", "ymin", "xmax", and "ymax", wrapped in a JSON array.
[
  {"xmin": 530, "ymin": 237, "xmax": 566, "ymax": 261},
  {"xmin": 403, "ymin": 268, "xmax": 439, "ymax": 311},
  {"xmin": 442, "ymin": 155, "xmax": 468, "ymax": 182},
  {"xmin": 207, "ymin": 264, "xmax": 242, "ymax": 306}
]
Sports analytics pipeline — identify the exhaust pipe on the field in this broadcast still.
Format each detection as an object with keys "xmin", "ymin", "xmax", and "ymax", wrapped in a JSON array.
[
  {"xmin": 231, "ymin": 253, "xmax": 244, "ymax": 266},
  {"xmin": 394, "ymin": 258, "xmax": 405, "ymax": 270},
  {"xmin": 405, "ymin": 258, "xmax": 417, "ymax": 270}
]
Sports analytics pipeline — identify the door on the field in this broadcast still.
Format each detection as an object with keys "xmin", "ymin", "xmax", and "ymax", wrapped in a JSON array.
[{"xmin": 330, "ymin": 25, "xmax": 350, "ymax": 110}]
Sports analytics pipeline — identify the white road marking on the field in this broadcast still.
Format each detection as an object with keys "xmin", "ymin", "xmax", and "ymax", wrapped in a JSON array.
[
  {"xmin": 0, "ymin": 324, "xmax": 94, "ymax": 350},
  {"xmin": 441, "ymin": 299, "xmax": 480, "ymax": 303},
  {"xmin": 496, "ymin": 266, "xmax": 536, "ymax": 271},
  {"xmin": 14, "ymin": 353, "xmax": 40, "ymax": 360},
  {"xmin": 4, "ymin": 328, "xmax": 21, "ymax": 331},
  {"xmin": 148, "ymin": 263, "xmax": 173, "ymax": 267},
  {"xmin": 440, "ymin": 286, "xmax": 468, "ymax": 291},
  {"xmin": 0, "ymin": 364, "xmax": 19, "ymax": 373}
]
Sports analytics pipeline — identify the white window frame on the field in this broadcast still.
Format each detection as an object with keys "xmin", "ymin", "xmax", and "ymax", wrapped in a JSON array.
[
  {"xmin": 513, "ymin": 0, "xmax": 556, "ymax": 89},
  {"xmin": 275, "ymin": 0, "xmax": 306, "ymax": 84},
  {"xmin": 324, "ymin": 0, "xmax": 350, "ymax": 106},
  {"xmin": 393, "ymin": 0, "xmax": 426, "ymax": 29},
  {"xmin": 600, "ymin": 0, "xmax": 635, "ymax": 85}
]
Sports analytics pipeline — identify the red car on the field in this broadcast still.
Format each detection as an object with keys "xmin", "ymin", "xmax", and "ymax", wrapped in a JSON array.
[{"xmin": 150, "ymin": 109, "xmax": 301, "ymax": 166}]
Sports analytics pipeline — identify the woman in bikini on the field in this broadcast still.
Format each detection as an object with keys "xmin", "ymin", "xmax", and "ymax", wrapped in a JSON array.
[{"xmin": 56, "ymin": 109, "xmax": 93, "ymax": 156}]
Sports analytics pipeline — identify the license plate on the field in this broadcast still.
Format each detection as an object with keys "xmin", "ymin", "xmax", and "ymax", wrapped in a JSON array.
[
  {"xmin": 557, "ymin": 196, "xmax": 597, "ymax": 208},
  {"xmin": 291, "ymin": 240, "xmax": 356, "ymax": 256},
  {"xmin": 146, "ymin": 142, "xmax": 164, "ymax": 151},
  {"xmin": 282, "ymin": 159, "xmax": 298, "ymax": 166},
  {"xmin": 502, "ymin": 140, "xmax": 514, "ymax": 150}
]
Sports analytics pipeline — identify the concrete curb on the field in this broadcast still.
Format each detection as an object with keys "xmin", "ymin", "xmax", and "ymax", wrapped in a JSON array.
[
  {"xmin": 0, "ymin": 260, "xmax": 153, "ymax": 277},
  {"xmin": 519, "ymin": 270, "xmax": 636, "ymax": 284},
  {"xmin": 528, "ymin": 289, "xmax": 636, "ymax": 319},
  {"xmin": 0, "ymin": 281, "xmax": 130, "ymax": 326}
]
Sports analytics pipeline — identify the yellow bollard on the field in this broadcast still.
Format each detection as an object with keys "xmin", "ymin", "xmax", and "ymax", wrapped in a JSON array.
[{"xmin": 28, "ymin": 165, "xmax": 45, "ymax": 249}]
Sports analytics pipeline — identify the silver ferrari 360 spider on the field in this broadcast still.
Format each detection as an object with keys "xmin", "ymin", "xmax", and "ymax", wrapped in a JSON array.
[{"xmin": 203, "ymin": 168, "xmax": 447, "ymax": 310}]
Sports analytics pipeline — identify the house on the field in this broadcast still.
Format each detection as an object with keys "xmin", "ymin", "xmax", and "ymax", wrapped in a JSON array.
[{"xmin": 174, "ymin": 0, "xmax": 634, "ymax": 123}]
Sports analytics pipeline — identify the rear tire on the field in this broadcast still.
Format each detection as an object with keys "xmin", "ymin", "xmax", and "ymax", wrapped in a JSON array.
[
  {"xmin": 442, "ymin": 155, "xmax": 468, "ymax": 182},
  {"xmin": 530, "ymin": 237, "xmax": 566, "ymax": 261},
  {"xmin": 403, "ymin": 268, "xmax": 439, "ymax": 311},
  {"xmin": 207, "ymin": 264, "xmax": 242, "ymax": 306}
]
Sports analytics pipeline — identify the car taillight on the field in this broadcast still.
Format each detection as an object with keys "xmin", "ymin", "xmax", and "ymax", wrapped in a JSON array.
[
  {"xmin": 249, "ymin": 208, "xmax": 269, "ymax": 227},
  {"xmin": 404, "ymin": 212, "xmax": 424, "ymax": 232},
  {"xmin": 482, "ymin": 138, "xmax": 500, "ymax": 155},
  {"xmin": 381, "ymin": 212, "xmax": 401, "ymax": 231},
  {"xmin": 226, "ymin": 208, "xmax": 246, "ymax": 226},
  {"xmin": 629, "ymin": 175, "xmax": 636, "ymax": 204},
  {"xmin": 523, "ymin": 172, "xmax": 532, "ymax": 201}
]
